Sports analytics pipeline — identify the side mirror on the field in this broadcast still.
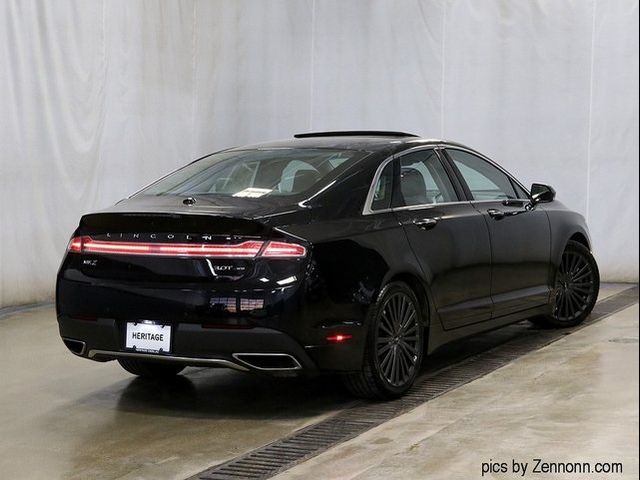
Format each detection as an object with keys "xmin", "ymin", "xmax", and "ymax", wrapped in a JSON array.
[{"xmin": 530, "ymin": 183, "xmax": 556, "ymax": 204}]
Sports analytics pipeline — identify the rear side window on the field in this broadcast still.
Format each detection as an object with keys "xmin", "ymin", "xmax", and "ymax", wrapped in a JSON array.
[
  {"xmin": 398, "ymin": 150, "xmax": 457, "ymax": 206},
  {"xmin": 447, "ymin": 149, "xmax": 517, "ymax": 201},
  {"xmin": 140, "ymin": 149, "xmax": 367, "ymax": 198},
  {"xmin": 370, "ymin": 161, "xmax": 394, "ymax": 211}
]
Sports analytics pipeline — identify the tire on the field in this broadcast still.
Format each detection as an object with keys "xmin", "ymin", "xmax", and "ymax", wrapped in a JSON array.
[
  {"xmin": 117, "ymin": 358, "xmax": 185, "ymax": 378},
  {"xmin": 535, "ymin": 240, "xmax": 600, "ymax": 328},
  {"xmin": 342, "ymin": 281, "xmax": 425, "ymax": 399}
]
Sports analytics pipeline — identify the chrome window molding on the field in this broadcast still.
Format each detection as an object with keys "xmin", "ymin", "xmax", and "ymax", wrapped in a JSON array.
[
  {"xmin": 443, "ymin": 146, "xmax": 531, "ymax": 200},
  {"xmin": 362, "ymin": 143, "xmax": 531, "ymax": 216},
  {"xmin": 362, "ymin": 154, "xmax": 397, "ymax": 215}
]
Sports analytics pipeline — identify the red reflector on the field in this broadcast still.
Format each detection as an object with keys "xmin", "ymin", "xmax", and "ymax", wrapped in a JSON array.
[
  {"xmin": 66, "ymin": 236, "xmax": 264, "ymax": 258},
  {"xmin": 262, "ymin": 241, "xmax": 306, "ymax": 258},
  {"xmin": 326, "ymin": 333, "xmax": 353, "ymax": 343}
]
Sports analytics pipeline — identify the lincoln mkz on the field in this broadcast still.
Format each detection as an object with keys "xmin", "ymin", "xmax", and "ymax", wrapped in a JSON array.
[{"xmin": 57, "ymin": 131, "xmax": 600, "ymax": 398}]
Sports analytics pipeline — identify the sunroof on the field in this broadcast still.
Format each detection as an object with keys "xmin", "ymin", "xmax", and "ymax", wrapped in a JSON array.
[{"xmin": 294, "ymin": 131, "xmax": 419, "ymax": 139}]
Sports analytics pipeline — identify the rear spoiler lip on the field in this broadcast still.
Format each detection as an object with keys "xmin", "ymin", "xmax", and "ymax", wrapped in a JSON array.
[
  {"xmin": 80, "ymin": 207, "xmax": 310, "ymax": 223},
  {"xmin": 86, "ymin": 197, "xmax": 310, "ymax": 217},
  {"xmin": 83, "ymin": 209, "xmax": 252, "ymax": 220},
  {"xmin": 75, "ymin": 209, "xmax": 312, "ymax": 241}
]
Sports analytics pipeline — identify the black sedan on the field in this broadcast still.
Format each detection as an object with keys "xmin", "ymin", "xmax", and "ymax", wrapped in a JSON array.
[{"xmin": 56, "ymin": 131, "xmax": 599, "ymax": 399}]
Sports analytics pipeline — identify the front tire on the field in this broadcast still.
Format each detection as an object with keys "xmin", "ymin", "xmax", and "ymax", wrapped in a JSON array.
[
  {"xmin": 342, "ymin": 282, "xmax": 425, "ymax": 399},
  {"xmin": 118, "ymin": 358, "xmax": 185, "ymax": 378},
  {"xmin": 536, "ymin": 240, "xmax": 600, "ymax": 328}
]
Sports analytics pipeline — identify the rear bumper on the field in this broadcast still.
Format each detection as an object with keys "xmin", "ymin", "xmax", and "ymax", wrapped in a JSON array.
[
  {"xmin": 89, "ymin": 350, "xmax": 251, "ymax": 371},
  {"xmin": 57, "ymin": 314, "xmax": 365, "ymax": 374},
  {"xmin": 58, "ymin": 315, "xmax": 319, "ymax": 374}
]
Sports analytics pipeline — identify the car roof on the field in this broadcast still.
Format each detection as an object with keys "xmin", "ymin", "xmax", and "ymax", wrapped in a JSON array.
[{"xmin": 227, "ymin": 131, "xmax": 474, "ymax": 155}]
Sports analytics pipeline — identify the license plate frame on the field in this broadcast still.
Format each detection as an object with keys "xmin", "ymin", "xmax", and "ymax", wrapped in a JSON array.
[{"xmin": 125, "ymin": 321, "xmax": 172, "ymax": 354}]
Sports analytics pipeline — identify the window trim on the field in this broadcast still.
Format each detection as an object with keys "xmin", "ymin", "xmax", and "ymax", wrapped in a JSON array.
[
  {"xmin": 394, "ymin": 149, "xmax": 461, "ymax": 208},
  {"xmin": 363, "ymin": 156, "xmax": 396, "ymax": 215},
  {"xmin": 363, "ymin": 146, "xmax": 464, "ymax": 215},
  {"xmin": 368, "ymin": 159, "xmax": 395, "ymax": 211},
  {"xmin": 442, "ymin": 147, "xmax": 531, "ymax": 202},
  {"xmin": 362, "ymin": 145, "xmax": 531, "ymax": 215}
]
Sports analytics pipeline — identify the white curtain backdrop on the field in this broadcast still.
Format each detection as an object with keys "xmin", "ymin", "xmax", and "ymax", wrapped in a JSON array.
[{"xmin": 0, "ymin": 0, "xmax": 638, "ymax": 308}]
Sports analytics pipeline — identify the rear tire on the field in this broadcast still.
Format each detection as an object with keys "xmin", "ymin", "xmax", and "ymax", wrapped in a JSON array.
[
  {"xmin": 342, "ymin": 281, "xmax": 425, "ymax": 399},
  {"xmin": 117, "ymin": 358, "xmax": 185, "ymax": 378},
  {"xmin": 534, "ymin": 240, "xmax": 599, "ymax": 328}
]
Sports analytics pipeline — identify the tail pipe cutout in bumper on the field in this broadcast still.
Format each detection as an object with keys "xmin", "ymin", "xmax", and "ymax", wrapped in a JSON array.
[{"xmin": 231, "ymin": 353, "xmax": 302, "ymax": 371}]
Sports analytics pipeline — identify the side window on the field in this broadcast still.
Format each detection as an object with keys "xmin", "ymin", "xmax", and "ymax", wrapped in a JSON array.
[
  {"xmin": 398, "ymin": 150, "xmax": 457, "ymax": 206},
  {"xmin": 370, "ymin": 161, "xmax": 394, "ymax": 211},
  {"xmin": 447, "ymin": 150, "xmax": 517, "ymax": 201}
]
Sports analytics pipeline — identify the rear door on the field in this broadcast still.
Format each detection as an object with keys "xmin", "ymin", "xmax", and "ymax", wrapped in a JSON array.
[
  {"xmin": 443, "ymin": 148, "xmax": 552, "ymax": 317},
  {"xmin": 391, "ymin": 148, "xmax": 493, "ymax": 329}
]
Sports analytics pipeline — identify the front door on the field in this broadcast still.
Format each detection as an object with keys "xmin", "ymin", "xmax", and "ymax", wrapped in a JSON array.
[
  {"xmin": 392, "ymin": 149, "xmax": 493, "ymax": 329},
  {"xmin": 445, "ymin": 148, "xmax": 552, "ymax": 317}
]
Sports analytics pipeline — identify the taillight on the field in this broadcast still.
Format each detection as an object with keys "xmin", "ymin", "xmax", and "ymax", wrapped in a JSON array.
[
  {"xmin": 262, "ymin": 241, "xmax": 306, "ymax": 258},
  {"xmin": 66, "ymin": 236, "xmax": 306, "ymax": 259},
  {"xmin": 67, "ymin": 237, "xmax": 83, "ymax": 253}
]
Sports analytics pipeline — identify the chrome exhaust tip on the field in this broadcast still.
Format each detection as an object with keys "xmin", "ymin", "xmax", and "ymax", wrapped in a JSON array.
[
  {"xmin": 62, "ymin": 338, "xmax": 86, "ymax": 356},
  {"xmin": 232, "ymin": 353, "xmax": 302, "ymax": 371}
]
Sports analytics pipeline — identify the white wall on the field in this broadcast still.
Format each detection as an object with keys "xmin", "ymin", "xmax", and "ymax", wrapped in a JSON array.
[{"xmin": 0, "ymin": 0, "xmax": 638, "ymax": 308}]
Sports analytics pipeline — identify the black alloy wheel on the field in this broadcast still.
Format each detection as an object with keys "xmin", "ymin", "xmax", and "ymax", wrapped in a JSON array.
[
  {"xmin": 342, "ymin": 281, "xmax": 424, "ymax": 399},
  {"xmin": 536, "ymin": 240, "xmax": 600, "ymax": 328},
  {"xmin": 375, "ymin": 291, "xmax": 421, "ymax": 387}
]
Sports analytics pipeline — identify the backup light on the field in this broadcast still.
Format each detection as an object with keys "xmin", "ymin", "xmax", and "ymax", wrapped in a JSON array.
[{"xmin": 66, "ymin": 236, "xmax": 306, "ymax": 258}]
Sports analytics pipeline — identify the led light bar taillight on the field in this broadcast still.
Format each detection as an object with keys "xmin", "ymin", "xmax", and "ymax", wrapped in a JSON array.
[
  {"xmin": 68, "ymin": 237, "xmax": 83, "ymax": 253},
  {"xmin": 261, "ymin": 241, "xmax": 307, "ymax": 258},
  {"xmin": 66, "ymin": 236, "xmax": 306, "ymax": 258}
]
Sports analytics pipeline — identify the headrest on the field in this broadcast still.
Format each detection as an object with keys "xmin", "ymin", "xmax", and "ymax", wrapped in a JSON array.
[
  {"xmin": 400, "ymin": 167, "xmax": 428, "ymax": 205},
  {"xmin": 292, "ymin": 169, "xmax": 321, "ymax": 193}
]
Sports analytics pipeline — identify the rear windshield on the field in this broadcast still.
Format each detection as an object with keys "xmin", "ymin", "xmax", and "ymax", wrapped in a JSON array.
[{"xmin": 139, "ymin": 148, "xmax": 367, "ymax": 198}]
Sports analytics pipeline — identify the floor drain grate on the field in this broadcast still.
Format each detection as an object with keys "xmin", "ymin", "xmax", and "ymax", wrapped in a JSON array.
[{"xmin": 190, "ymin": 286, "xmax": 638, "ymax": 480}]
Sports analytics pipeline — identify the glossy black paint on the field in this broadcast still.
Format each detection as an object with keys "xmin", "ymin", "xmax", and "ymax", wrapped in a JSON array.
[
  {"xmin": 531, "ymin": 183, "xmax": 557, "ymax": 204},
  {"xmin": 56, "ymin": 134, "xmax": 594, "ymax": 374}
]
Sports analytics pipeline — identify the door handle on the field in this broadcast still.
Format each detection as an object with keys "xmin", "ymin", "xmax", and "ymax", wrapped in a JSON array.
[
  {"xmin": 488, "ymin": 208, "xmax": 527, "ymax": 219},
  {"xmin": 414, "ymin": 218, "xmax": 438, "ymax": 230},
  {"xmin": 487, "ymin": 208, "xmax": 505, "ymax": 219}
]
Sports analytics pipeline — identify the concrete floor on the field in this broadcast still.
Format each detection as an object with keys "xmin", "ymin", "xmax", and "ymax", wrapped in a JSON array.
[
  {"xmin": 0, "ymin": 284, "xmax": 636, "ymax": 479},
  {"xmin": 276, "ymin": 290, "xmax": 639, "ymax": 480}
]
